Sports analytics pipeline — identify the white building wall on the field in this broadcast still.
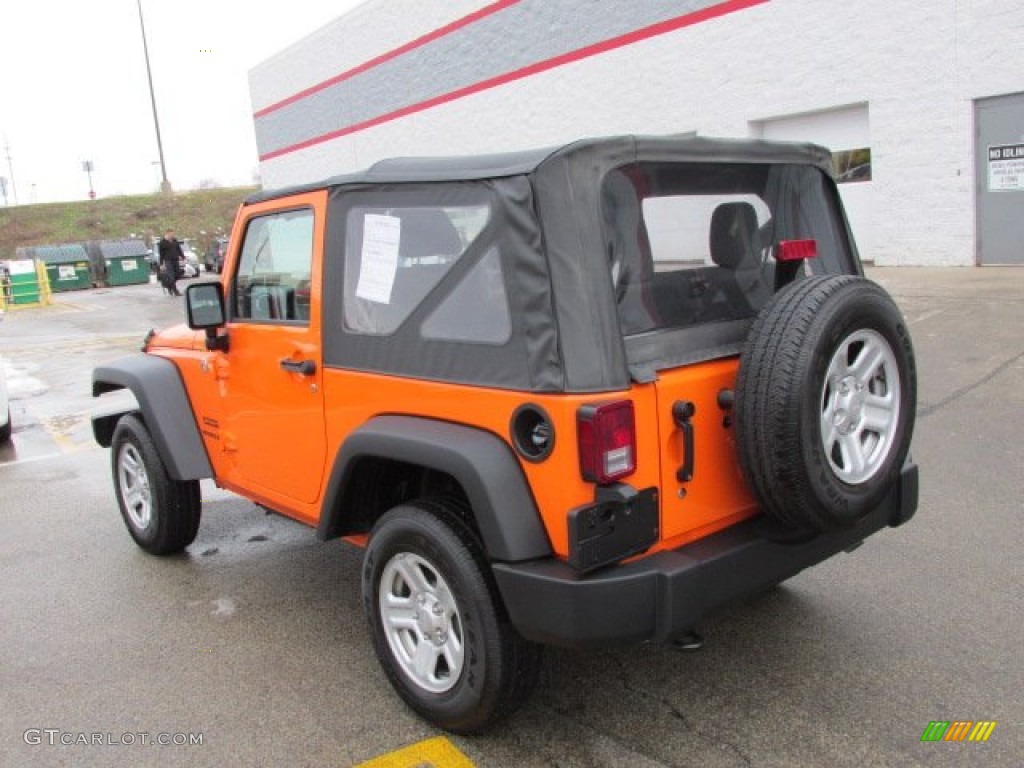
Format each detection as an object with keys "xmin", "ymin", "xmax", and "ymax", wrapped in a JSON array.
[{"xmin": 250, "ymin": 0, "xmax": 1024, "ymax": 266}]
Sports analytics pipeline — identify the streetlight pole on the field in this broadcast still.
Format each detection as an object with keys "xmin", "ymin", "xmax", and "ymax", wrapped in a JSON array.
[
  {"xmin": 3, "ymin": 136, "xmax": 17, "ymax": 205},
  {"xmin": 136, "ymin": 0, "xmax": 171, "ymax": 194},
  {"xmin": 82, "ymin": 160, "xmax": 95, "ymax": 199}
]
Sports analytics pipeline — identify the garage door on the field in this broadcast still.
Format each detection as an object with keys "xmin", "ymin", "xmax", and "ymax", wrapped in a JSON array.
[{"xmin": 754, "ymin": 104, "xmax": 874, "ymax": 261}]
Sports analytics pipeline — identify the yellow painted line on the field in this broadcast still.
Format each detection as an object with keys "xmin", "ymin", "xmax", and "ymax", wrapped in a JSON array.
[
  {"xmin": 48, "ymin": 301, "xmax": 93, "ymax": 312},
  {"xmin": 49, "ymin": 430, "xmax": 97, "ymax": 455},
  {"xmin": 354, "ymin": 736, "xmax": 475, "ymax": 768}
]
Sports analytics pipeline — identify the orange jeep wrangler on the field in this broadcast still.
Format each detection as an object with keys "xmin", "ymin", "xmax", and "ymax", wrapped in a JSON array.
[{"xmin": 93, "ymin": 135, "xmax": 917, "ymax": 733}]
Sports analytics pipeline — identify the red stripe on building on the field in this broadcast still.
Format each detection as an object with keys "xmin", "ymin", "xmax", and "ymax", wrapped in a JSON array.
[
  {"xmin": 253, "ymin": 0, "xmax": 523, "ymax": 119},
  {"xmin": 259, "ymin": 0, "xmax": 769, "ymax": 161}
]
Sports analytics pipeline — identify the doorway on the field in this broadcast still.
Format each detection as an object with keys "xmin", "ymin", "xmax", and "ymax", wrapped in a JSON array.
[{"xmin": 975, "ymin": 93, "xmax": 1024, "ymax": 265}]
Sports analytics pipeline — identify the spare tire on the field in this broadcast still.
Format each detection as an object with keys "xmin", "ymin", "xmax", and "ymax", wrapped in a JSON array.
[{"xmin": 734, "ymin": 275, "xmax": 916, "ymax": 531}]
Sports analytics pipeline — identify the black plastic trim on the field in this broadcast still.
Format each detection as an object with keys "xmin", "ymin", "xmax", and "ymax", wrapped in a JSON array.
[
  {"xmin": 91, "ymin": 354, "xmax": 213, "ymax": 481},
  {"xmin": 493, "ymin": 462, "xmax": 918, "ymax": 648},
  {"xmin": 318, "ymin": 415, "xmax": 552, "ymax": 562},
  {"xmin": 568, "ymin": 484, "xmax": 659, "ymax": 572}
]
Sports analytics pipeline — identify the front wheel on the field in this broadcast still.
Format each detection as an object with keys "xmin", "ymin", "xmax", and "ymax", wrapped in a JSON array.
[
  {"xmin": 362, "ymin": 501, "xmax": 541, "ymax": 733},
  {"xmin": 111, "ymin": 414, "xmax": 200, "ymax": 555}
]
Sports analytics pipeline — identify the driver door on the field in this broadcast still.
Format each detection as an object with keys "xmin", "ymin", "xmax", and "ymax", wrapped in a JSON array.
[{"xmin": 218, "ymin": 193, "xmax": 327, "ymax": 513}]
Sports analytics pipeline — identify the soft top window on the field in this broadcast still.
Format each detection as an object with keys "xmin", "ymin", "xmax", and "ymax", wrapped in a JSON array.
[
  {"xmin": 603, "ymin": 163, "xmax": 855, "ymax": 338},
  {"xmin": 343, "ymin": 204, "xmax": 491, "ymax": 335},
  {"xmin": 322, "ymin": 176, "xmax": 562, "ymax": 392}
]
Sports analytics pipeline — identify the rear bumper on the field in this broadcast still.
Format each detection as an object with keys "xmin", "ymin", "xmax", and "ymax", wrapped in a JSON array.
[{"xmin": 493, "ymin": 462, "xmax": 918, "ymax": 648}]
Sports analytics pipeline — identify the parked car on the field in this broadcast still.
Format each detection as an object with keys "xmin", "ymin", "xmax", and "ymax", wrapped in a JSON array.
[
  {"xmin": 180, "ymin": 259, "xmax": 200, "ymax": 279},
  {"xmin": 147, "ymin": 238, "xmax": 196, "ymax": 276},
  {"xmin": 149, "ymin": 238, "xmax": 200, "ymax": 277},
  {"xmin": 92, "ymin": 134, "xmax": 918, "ymax": 734},
  {"xmin": 204, "ymin": 237, "xmax": 229, "ymax": 274},
  {"xmin": 180, "ymin": 241, "xmax": 201, "ymax": 278}
]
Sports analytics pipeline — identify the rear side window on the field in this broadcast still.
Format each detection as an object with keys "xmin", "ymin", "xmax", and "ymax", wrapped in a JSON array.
[
  {"xmin": 343, "ymin": 204, "xmax": 498, "ymax": 336},
  {"xmin": 421, "ymin": 247, "xmax": 511, "ymax": 344},
  {"xmin": 233, "ymin": 208, "xmax": 314, "ymax": 323},
  {"xmin": 603, "ymin": 163, "xmax": 854, "ymax": 336}
]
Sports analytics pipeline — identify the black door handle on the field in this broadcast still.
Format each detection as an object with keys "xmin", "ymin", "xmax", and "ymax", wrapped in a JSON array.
[
  {"xmin": 672, "ymin": 400, "xmax": 696, "ymax": 482},
  {"xmin": 280, "ymin": 358, "xmax": 316, "ymax": 376}
]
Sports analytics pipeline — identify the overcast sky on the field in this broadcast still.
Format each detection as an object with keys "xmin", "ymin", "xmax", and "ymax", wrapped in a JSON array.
[{"xmin": 1, "ymin": 0, "xmax": 366, "ymax": 205}]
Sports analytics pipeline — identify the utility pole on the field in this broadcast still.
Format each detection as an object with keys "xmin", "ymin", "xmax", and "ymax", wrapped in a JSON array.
[
  {"xmin": 82, "ymin": 160, "xmax": 96, "ymax": 199},
  {"xmin": 136, "ymin": 0, "xmax": 171, "ymax": 194},
  {"xmin": 0, "ymin": 177, "xmax": 8, "ymax": 206},
  {"xmin": 3, "ymin": 136, "xmax": 17, "ymax": 205}
]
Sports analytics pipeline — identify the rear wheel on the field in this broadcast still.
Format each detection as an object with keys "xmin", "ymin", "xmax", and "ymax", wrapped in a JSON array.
[
  {"xmin": 735, "ymin": 276, "xmax": 916, "ymax": 531},
  {"xmin": 0, "ymin": 407, "xmax": 11, "ymax": 443},
  {"xmin": 362, "ymin": 501, "xmax": 542, "ymax": 733},
  {"xmin": 111, "ymin": 414, "xmax": 201, "ymax": 555}
]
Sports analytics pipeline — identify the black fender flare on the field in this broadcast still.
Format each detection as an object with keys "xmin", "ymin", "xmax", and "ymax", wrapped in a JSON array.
[
  {"xmin": 318, "ymin": 415, "xmax": 552, "ymax": 563},
  {"xmin": 92, "ymin": 353, "xmax": 213, "ymax": 482}
]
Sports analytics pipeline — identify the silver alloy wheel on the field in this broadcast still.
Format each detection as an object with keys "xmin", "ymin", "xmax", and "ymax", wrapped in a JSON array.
[
  {"xmin": 378, "ymin": 552, "xmax": 464, "ymax": 694},
  {"xmin": 820, "ymin": 328, "xmax": 902, "ymax": 485},
  {"xmin": 117, "ymin": 442, "xmax": 152, "ymax": 530}
]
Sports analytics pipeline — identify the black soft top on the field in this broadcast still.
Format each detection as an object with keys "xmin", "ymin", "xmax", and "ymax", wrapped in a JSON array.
[
  {"xmin": 245, "ymin": 135, "xmax": 834, "ymax": 204},
  {"xmin": 254, "ymin": 134, "xmax": 846, "ymax": 393}
]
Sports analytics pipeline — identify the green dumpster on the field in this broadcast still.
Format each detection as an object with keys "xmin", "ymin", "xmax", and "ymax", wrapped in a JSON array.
[
  {"xmin": 101, "ymin": 239, "xmax": 151, "ymax": 286},
  {"xmin": 37, "ymin": 245, "xmax": 92, "ymax": 292},
  {"xmin": 4, "ymin": 259, "xmax": 42, "ymax": 305}
]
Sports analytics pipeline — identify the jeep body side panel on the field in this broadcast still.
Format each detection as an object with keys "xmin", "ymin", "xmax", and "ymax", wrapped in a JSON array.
[
  {"xmin": 319, "ymin": 415, "xmax": 552, "ymax": 563},
  {"xmin": 495, "ymin": 462, "xmax": 918, "ymax": 647},
  {"xmin": 317, "ymin": 368, "xmax": 661, "ymax": 559},
  {"xmin": 92, "ymin": 353, "xmax": 213, "ymax": 481}
]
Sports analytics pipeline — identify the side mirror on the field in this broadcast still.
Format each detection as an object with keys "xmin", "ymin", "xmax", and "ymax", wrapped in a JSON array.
[{"xmin": 185, "ymin": 282, "xmax": 229, "ymax": 351}]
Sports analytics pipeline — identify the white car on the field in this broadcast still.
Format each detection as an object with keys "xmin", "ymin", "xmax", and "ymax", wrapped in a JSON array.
[{"xmin": 180, "ymin": 242, "xmax": 201, "ymax": 279}]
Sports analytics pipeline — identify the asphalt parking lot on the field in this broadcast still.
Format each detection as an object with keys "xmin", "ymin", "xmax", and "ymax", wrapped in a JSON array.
[{"xmin": 0, "ymin": 269, "xmax": 1021, "ymax": 767}]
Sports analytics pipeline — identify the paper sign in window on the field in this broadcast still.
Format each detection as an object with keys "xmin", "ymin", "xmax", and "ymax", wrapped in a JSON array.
[{"xmin": 355, "ymin": 214, "xmax": 401, "ymax": 304}]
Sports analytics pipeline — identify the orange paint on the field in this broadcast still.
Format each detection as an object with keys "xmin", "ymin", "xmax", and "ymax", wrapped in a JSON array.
[{"xmin": 149, "ymin": 190, "xmax": 759, "ymax": 562}]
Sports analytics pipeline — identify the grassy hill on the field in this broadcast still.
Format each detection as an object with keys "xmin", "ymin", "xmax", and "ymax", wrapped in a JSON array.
[{"xmin": 0, "ymin": 186, "xmax": 257, "ymax": 260}]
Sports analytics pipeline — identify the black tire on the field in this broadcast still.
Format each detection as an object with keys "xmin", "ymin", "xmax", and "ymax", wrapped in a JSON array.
[
  {"xmin": 735, "ymin": 276, "xmax": 916, "ymax": 531},
  {"xmin": 0, "ymin": 407, "xmax": 11, "ymax": 444},
  {"xmin": 362, "ymin": 501, "xmax": 542, "ymax": 733},
  {"xmin": 110, "ymin": 414, "xmax": 201, "ymax": 555}
]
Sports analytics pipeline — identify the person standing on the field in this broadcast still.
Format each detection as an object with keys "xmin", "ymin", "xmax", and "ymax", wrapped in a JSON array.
[{"xmin": 157, "ymin": 229, "xmax": 184, "ymax": 296}]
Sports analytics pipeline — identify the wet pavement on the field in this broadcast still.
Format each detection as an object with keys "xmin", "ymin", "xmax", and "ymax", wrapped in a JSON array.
[{"xmin": 0, "ymin": 269, "xmax": 1022, "ymax": 767}]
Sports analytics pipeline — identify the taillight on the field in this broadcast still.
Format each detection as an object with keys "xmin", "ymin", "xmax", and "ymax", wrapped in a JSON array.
[
  {"xmin": 577, "ymin": 400, "xmax": 636, "ymax": 484},
  {"xmin": 778, "ymin": 239, "xmax": 818, "ymax": 261}
]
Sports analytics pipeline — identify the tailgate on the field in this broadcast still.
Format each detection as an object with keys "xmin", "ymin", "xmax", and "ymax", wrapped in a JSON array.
[{"xmin": 653, "ymin": 357, "xmax": 758, "ymax": 545}]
